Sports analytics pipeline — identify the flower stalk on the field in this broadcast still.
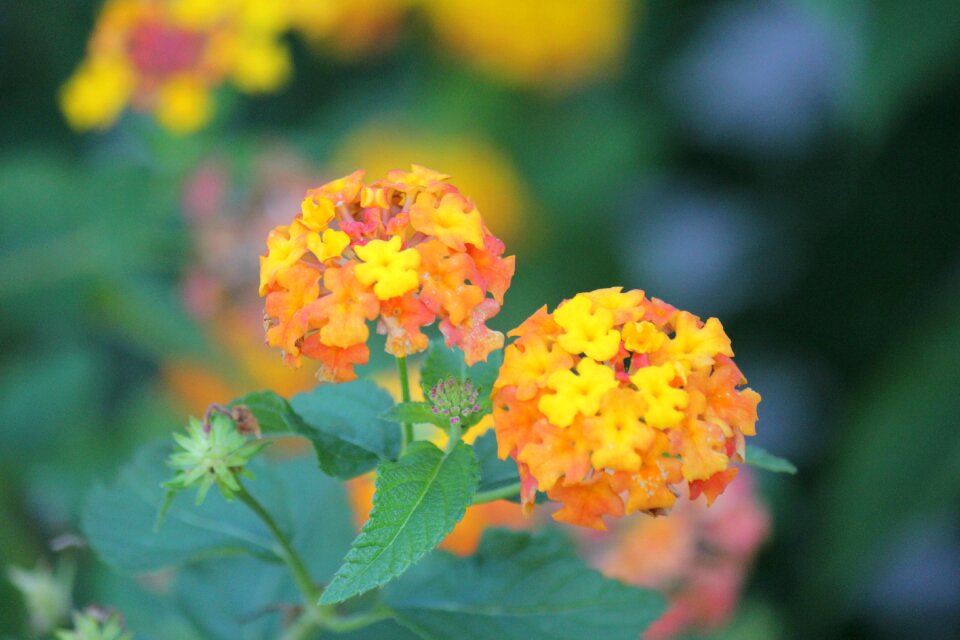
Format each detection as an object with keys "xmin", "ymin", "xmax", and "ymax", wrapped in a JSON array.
[
  {"xmin": 472, "ymin": 481, "xmax": 522, "ymax": 505},
  {"xmin": 396, "ymin": 355, "xmax": 414, "ymax": 453}
]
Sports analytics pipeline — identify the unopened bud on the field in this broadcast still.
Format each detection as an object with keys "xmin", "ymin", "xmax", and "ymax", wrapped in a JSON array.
[
  {"xmin": 56, "ymin": 607, "xmax": 132, "ymax": 640},
  {"xmin": 162, "ymin": 407, "xmax": 269, "ymax": 506},
  {"xmin": 427, "ymin": 377, "xmax": 482, "ymax": 427}
]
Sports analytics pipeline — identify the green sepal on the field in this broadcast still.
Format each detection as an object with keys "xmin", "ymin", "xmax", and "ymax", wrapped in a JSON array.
[
  {"xmin": 381, "ymin": 401, "xmax": 450, "ymax": 429},
  {"xmin": 744, "ymin": 444, "xmax": 797, "ymax": 474}
]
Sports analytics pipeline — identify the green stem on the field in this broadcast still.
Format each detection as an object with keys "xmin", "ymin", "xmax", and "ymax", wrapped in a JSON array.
[
  {"xmin": 236, "ymin": 484, "xmax": 319, "ymax": 605},
  {"xmin": 325, "ymin": 607, "xmax": 393, "ymax": 633},
  {"xmin": 445, "ymin": 419, "xmax": 463, "ymax": 454},
  {"xmin": 279, "ymin": 610, "xmax": 325, "ymax": 640},
  {"xmin": 237, "ymin": 483, "xmax": 392, "ymax": 638},
  {"xmin": 396, "ymin": 356, "xmax": 414, "ymax": 453},
  {"xmin": 472, "ymin": 481, "xmax": 522, "ymax": 505}
]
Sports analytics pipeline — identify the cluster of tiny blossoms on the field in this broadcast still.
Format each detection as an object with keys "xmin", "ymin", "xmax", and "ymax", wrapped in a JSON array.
[
  {"xmin": 493, "ymin": 288, "xmax": 761, "ymax": 529},
  {"xmin": 61, "ymin": 0, "xmax": 292, "ymax": 133},
  {"xmin": 429, "ymin": 378, "xmax": 483, "ymax": 428},
  {"xmin": 260, "ymin": 166, "xmax": 514, "ymax": 382}
]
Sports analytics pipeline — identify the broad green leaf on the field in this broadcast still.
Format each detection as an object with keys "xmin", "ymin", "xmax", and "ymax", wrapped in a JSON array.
[
  {"xmin": 419, "ymin": 341, "xmax": 502, "ymax": 399},
  {"xmin": 319, "ymin": 441, "xmax": 480, "ymax": 604},
  {"xmin": 381, "ymin": 402, "xmax": 449, "ymax": 429},
  {"xmin": 384, "ymin": 529, "xmax": 667, "ymax": 640},
  {"xmin": 83, "ymin": 442, "xmax": 354, "ymax": 575},
  {"xmin": 471, "ymin": 431, "xmax": 547, "ymax": 505},
  {"xmin": 471, "ymin": 431, "xmax": 520, "ymax": 494},
  {"xmin": 321, "ymin": 620, "xmax": 421, "ymax": 640},
  {"xmin": 230, "ymin": 390, "xmax": 306, "ymax": 435},
  {"xmin": 94, "ymin": 570, "xmax": 205, "ymax": 640},
  {"xmin": 171, "ymin": 557, "xmax": 296, "ymax": 640},
  {"xmin": 291, "ymin": 380, "xmax": 401, "ymax": 479},
  {"xmin": 744, "ymin": 444, "xmax": 798, "ymax": 474}
]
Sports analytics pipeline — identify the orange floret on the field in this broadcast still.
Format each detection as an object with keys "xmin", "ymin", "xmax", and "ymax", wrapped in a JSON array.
[
  {"xmin": 492, "ymin": 287, "xmax": 761, "ymax": 529},
  {"xmin": 260, "ymin": 166, "xmax": 514, "ymax": 380}
]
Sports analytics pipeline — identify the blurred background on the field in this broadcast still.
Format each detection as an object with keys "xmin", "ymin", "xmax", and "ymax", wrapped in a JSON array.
[{"xmin": 1, "ymin": 0, "xmax": 959, "ymax": 638}]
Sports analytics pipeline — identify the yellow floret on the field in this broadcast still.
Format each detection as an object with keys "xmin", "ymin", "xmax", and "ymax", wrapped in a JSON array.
[
  {"xmin": 155, "ymin": 75, "xmax": 213, "ymax": 135},
  {"xmin": 554, "ymin": 294, "xmax": 621, "ymax": 361},
  {"xmin": 354, "ymin": 235, "xmax": 421, "ymax": 300},
  {"xmin": 259, "ymin": 224, "xmax": 307, "ymax": 295},
  {"xmin": 307, "ymin": 228, "xmax": 351, "ymax": 262},
  {"xmin": 630, "ymin": 363, "xmax": 689, "ymax": 429},
  {"xmin": 301, "ymin": 196, "xmax": 336, "ymax": 230},
  {"xmin": 623, "ymin": 320, "xmax": 665, "ymax": 354},
  {"xmin": 538, "ymin": 358, "xmax": 618, "ymax": 428},
  {"xmin": 410, "ymin": 192, "xmax": 485, "ymax": 251},
  {"xmin": 665, "ymin": 312, "xmax": 734, "ymax": 376}
]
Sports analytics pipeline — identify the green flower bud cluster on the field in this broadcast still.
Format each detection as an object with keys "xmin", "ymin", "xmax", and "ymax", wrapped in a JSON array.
[
  {"xmin": 57, "ymin": 608, "xmax": 132, "ymax": 640},
  {"xmin": 7, "ymin": 562, "xmax": 73, "ymax": 635},
  {"xmin": 163, "ymin": 407, "xmax": 268, "ymax": 505},
  {"xmin": 428, "ymin": 377, "xmax": 482, "ymax": 428}
]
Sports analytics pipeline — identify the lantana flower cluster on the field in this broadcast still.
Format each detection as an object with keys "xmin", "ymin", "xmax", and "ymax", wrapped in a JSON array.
[
  {"xmin": 587, "ymin": 475, "xmax": 771, "ymax": 640},
  {"xmin": 61, "ymin": 0, "xmax": 293, "ymax": 133},
  {"xmin": 259, "ymin": 166, "xmax": 514, "ymax": 382},
  {"xmin": 493, "ymin": 288, "xmax": 761, "ymax": 529}
]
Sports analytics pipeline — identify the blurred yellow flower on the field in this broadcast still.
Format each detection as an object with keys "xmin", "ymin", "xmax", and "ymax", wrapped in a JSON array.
[
  {"xmin": 289, "ymin": 0, "xmax": 410, "ymax": 57},
  {"xmin": 62, "ymin": 0, "xmax": 294, "ymax": 134},
  {"xmin": 59, "ymin": 56, "xmax": 134, "ymax": 131},
  {"xmin": 419, "ymin": 0, "xmax": 635, "ymax": 90},
  {"xmin": 155, "ymin": 74, "xmax": 212, "ymax": 134},
  {"xmin": 230, "ymin": 37, "xmax": 292, "ymax": 93}
]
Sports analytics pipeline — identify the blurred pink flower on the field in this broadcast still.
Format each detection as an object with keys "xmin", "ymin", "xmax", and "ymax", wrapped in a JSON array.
[{"xmin": 579, "ymin": 472, "xmax": 771, "ymax": 639}]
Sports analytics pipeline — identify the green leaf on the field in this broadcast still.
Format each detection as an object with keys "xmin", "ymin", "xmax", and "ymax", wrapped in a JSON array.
[
  {"xmin": 744, "ymin": 444, "xmax": 798, "ymax": 474},
  {"xmin": 83, "ymin": 442, "xmax": 354, "ymax": 574},
  {"xmin": 471, "ymin": 431, "xmax": 520, "ymax": 494},
  {"xmin": 471, "ymin": 431, "xmax": 546, "ymax": 505},
  {"xmin": 229, "ymin": 390, "xmax": 305, "ymax": 435},
  {"xmin": 171, "ymin": 557, "xmax": 296, "ymax": 640},
  {"xmin": 381, "ymin": 402, "xmax": 449, "ymax": 429},
  {"xmin": 384, "ymin": 529, "xmax": 667, "ymax": 640},
  {"xmin": 419, "ymin": 341, "xmax": 502, "ymax": 399},
  {"xmin": 321, "ymin": 620, "xmax": 421, "ymax": 640},
  {"xmin": 291, "ymin": 380, "xmax": 401, "ymax": 479},
  {"xmin": 319, "ymin": 441, "xmax": 480, "ymax": 604}
]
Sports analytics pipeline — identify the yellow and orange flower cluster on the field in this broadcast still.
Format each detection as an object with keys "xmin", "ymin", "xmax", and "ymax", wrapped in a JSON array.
[
  {"xmin": 493, "ymin": 288, "xmax": 760, "ymax": 530},
  {"xmin": 61, "ymin": 0, "xmax": 293, "ymax": 133},
  {"xmin": 260, "ymin": 166, "xmax": 514, "ymax": 382}
]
